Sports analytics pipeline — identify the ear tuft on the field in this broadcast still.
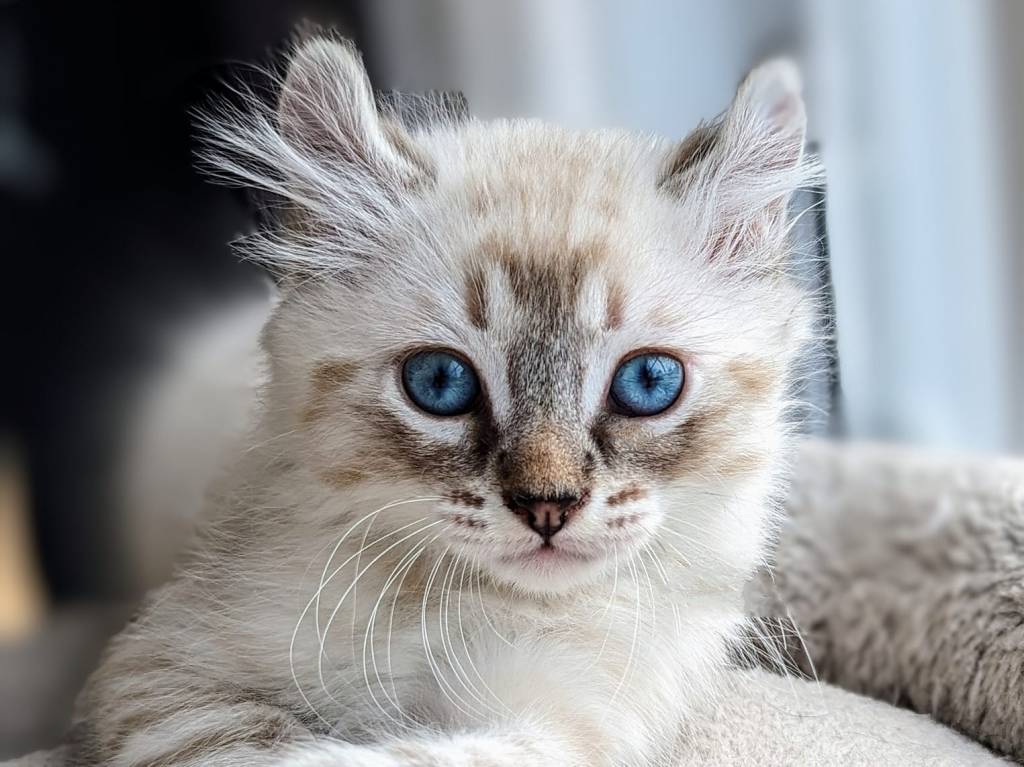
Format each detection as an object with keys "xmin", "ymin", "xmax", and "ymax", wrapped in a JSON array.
[
  {"xmin": 277, "ymin": 36, "xmax": 422, "ymax": 179},
  {"xmin": 195, "ymin": 34, "xmax": 436, "ymax": 280},
  {"xmin": 659, "ymin": 58, "xmax": 820, "ymax": 269}
]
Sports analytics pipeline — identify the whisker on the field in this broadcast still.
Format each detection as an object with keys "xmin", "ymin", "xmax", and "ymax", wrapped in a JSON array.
[
  {"xmin": 437, "ymin": 556, "xmax": 501, "ymax": 717},
  {"xmin": 289, "ymin": 504, "xmax": 437, "ymax": 731},
  {"xmin": 473, "ymin": 562, "xmax": 515, "ymax": 648},
  {"xmin": 419, "ymin": 547, "xmax": 483, "ymax": 721},
  {"xmin": 456, "ymin": 558, "xmax": 514, "ymax": 717},
  {"xmin": 585, "ymin": 547, "xmax": 621, "ymax": 671},
  {"xmin": 361, "ymin": 535, "xmax": 433, "ymax": 730},
  {"xmin": 385, "ymin": 533, "xmax": 442, "ymax": 707},
  {"xmin": 603, "ymin": 556, "xmax": 642, "ymax": 719},
  {"xmin": 316, "ymin": 519, "xmax": 444, "ymax": 712},
  {"xmin": 315, "ymin": 496, "xmax": 443, "ymax": 645}
]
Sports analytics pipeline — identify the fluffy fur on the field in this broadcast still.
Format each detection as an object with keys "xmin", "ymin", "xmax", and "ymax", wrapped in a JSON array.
[
  {"xmin": 71, "ymin": 36, "xmax": 821, "ymax": 766},
  {"xmin": 749, "ymin": 440, "xmax": 1024, "ymax": 762}
]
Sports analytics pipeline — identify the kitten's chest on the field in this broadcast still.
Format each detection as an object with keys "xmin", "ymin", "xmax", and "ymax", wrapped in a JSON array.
[{"xmin": 289, "ymin": 581, "xmax": 693, "ymax": 738}]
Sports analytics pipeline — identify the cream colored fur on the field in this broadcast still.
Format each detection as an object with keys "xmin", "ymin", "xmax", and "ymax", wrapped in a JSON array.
[{"xmin": 66, "ymin": 36, "xmax": 832, "ymax": 767}]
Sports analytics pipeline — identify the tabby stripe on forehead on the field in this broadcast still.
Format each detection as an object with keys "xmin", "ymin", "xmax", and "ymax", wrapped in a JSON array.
[
  {"xmin": 464, "ymin": 263, "xmax": 489, "ymax": 330},
  {"xmin": 605, "ymin": 281, "xmax": 626, "ymax": 331}
]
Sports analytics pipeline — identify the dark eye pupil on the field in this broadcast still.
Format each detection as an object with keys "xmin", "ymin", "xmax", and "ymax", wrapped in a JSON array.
[{"xmin": 640, "ymin": 364, "xmax": 657, "ymax": 388}]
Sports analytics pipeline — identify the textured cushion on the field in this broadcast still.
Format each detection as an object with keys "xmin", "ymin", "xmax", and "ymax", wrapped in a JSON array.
[
  {"xmin": 749, "ymin": 440, "xmax": 1024, "ymax": 761},
  {"xmin": 680, "ymin": 669, "xmax": 1008, "ymax": 766}
]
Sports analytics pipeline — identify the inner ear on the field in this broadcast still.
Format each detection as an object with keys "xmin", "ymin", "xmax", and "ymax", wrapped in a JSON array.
[{"xmin": 661, "ymin": 122, "xmax": 720, "ymax": 187}]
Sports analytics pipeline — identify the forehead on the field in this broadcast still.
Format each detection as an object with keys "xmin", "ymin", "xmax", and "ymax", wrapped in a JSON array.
[
  {"xmin": 422, "ymin": 120, "xmax": 670, "ymax": 248},
  {"xmin": 342, "ymin": 121, "xmax": 765, "ymax": 360},
  {"xmin": 413, "ymin": 121, "xmax": 680, "ymax": 318}
]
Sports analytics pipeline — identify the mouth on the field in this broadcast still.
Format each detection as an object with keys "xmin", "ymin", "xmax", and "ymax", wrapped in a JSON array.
[{"xmin": 499, "ymin": 543, "xmax": 599, "ymax": 567}]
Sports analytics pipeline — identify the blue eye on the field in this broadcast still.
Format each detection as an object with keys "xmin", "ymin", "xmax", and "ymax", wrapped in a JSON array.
[
  {"xmin": 402, "ymin": 350, "xmax": 480, "ymax": 416},
  {"xmin": 609, "ymin": 353, "xmax": 684, "ymax": 416}
]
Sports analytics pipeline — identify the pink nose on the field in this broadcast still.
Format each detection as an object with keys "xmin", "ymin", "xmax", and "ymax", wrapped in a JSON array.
[{"xmin": 506, "ymin": 493, "xmax": 583, "ymax": 544}]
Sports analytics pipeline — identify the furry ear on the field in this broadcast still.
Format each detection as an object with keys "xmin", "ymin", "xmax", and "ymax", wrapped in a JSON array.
[
  {"xmin": 196, "ymin": 35, "xmax": 439, "ymax": 279},
  {"xmin": 662, "ymin": 59, "xmax": 819, "ymax": 267},
  {"xmin": 277, "ymin": 37, "xmax": 425, "ymax": 182},
  {"xmin": 728, "ymin": 59, "xmax": 806, "ymax": 165}
]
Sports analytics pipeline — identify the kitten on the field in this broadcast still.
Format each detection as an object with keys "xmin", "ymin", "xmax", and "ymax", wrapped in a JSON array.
[{"xmin": 72, "ymin": 35, "xmax": 820, "ymax": 766}]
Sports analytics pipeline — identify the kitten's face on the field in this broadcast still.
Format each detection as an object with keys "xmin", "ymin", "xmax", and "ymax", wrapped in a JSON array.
[{"xmin": 217, "ymin": 39, "xmax": 817, "ymax": 595}]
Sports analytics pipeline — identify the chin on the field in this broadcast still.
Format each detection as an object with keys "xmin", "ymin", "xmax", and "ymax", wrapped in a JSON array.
[{"xmin": 487, "ymin": 543, "xmax": 619, "ymax": 595}]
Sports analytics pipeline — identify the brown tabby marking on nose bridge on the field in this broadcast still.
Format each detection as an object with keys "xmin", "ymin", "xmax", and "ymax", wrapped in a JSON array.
[
  {"xmin": 726, "ymin": 356, "xmax": 778, "ymax": 401},
  {"xmin": 302, "ymin": 360, "xmax": 360, "ymax": 425},
  {"xmin": 464, "ymin": 263, "xmax": 489, "ymax": 330},
  {"xmin": 606, "ymin": 485, "xmax": 647, "ymax": 507},
  {"xmin": 500, "ymin": 426, "xmax": 585, "ymax": 496}
]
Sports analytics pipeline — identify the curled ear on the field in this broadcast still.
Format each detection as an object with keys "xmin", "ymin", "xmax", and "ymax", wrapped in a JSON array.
[
  {"xmin": 196, "ymin": 34, "xmax": 450, "ymax": 279},
  {"xmin": 661, "ymin": 59, "xmax": 819, "ymax": 265},
  {"xmin": 277, "ymin": 36, "xmax": 428, "ymax": 183}
]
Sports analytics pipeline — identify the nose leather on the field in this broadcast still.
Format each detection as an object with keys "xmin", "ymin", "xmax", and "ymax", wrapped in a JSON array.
[{"xmin": 506, "ymin": 494, "xmax": 583, "ymax": 544}]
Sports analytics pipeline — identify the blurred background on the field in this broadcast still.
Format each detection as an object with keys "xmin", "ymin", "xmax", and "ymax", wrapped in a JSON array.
[{"xmin": 2, "ymin": 0, "xmax": 1023, "ymax": 758}]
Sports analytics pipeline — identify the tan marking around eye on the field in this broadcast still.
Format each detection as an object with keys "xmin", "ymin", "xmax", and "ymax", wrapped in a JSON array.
[
  {"xmin": 595, "ymin": 405, "xmax": 729, "ymax": 480},
  {"xmin": 716, "ymin": 450, "xmax": 770, "ymax": 478},
  {"xmin": 311, "ymin": 360, "xmax": 359, "ymax": 392},
  {"xmin": 320, "ymin": 467, "xmax": 367, "ymax": 489},
  {"xmin": 726, "ymin": 357, "xmax": 779, "ymax": 401},
  {"xmin": 302, "ymin": 360, "xmax": 360, "ymax": 425}
]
